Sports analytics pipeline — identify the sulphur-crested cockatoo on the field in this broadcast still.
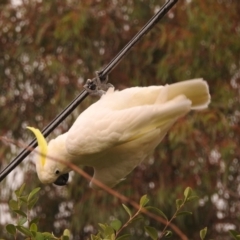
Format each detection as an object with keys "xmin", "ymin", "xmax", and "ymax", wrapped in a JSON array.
[{"xmin": 28, "ymin": 79, "xmax": 210, "ymax": 188}]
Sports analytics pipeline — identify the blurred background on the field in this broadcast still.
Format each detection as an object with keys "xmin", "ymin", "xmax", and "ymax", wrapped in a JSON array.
[{"xmin": 0, "ymin": 0, "xmax": 240, "ymax": 239}]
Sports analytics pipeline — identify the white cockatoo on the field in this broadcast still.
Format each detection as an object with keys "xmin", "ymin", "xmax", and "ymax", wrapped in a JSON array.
[{"xmin": 28, "ymin": 79, "xmax": 210, "ymax": 188}]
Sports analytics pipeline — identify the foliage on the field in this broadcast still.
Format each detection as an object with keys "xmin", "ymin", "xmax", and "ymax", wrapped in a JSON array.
[
  {"xmin": 2, "ymin": 185, "xmax": 206, "ymax": 240},
  {"xmin": 3, "ymin": 184, "xmax": 70, "ymax": 240},
  {"xmin": 0, "ymin": 0, "xmax": 240, "ymax": 239}
]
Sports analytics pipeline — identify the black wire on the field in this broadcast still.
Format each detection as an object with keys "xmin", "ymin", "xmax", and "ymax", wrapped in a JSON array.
[{"xmin": 0, "ymin": 0, "xmax": 178, "ymax": 183}]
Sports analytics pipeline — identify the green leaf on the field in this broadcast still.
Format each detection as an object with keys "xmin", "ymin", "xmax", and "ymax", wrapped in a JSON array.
[
  {"xmin": 145, "ymin": 206, "xmax": 168, "ymax": 220},
  {"xmin": 30, "ymin": 217, "xmax": 40, "ymax": 226},
  {"xmin": 15, "ymin": 183, "xmax": 26, "ymax": 197},
  {"xmin": 186, "ymin": 195, "xmax": 199, "ymax": 202},
  {"xmin": 140, "ymin": 195, "xmax": 149, "ymax": 207},
  {"xmin": 91, "ymin": 234, "xmax": 102, "ymax": 240},
  {"xmin": 200, "ymin": 227, "xmax": 207, "ymax": 240},
  {"xmin": 16, "ymin": 226, "xmax": 33, "ymax": 237},
  {"xmin": 116, "ymin": 234, "xmax": 131, "ymax": 240},
  {"xmin": 9, "ymin": 199, "xmax": 19, "ymax": 211},
  {"xmin": 103, "ymin": 226, "xmax": 115, "ymax": 237},
  {"xmin": 98, "ymin": 223, "xmax": 107, "ymax": 231},
  {"xmin": 128, "ymin": 216, "xmax": 144, "ymax": 225},
  {"xmin": 42, "ymin": 232, "xmax": 56, "ymax": 239},
  {"xmin": 110, "ymin": 233, "xmax": 116, "ymax": 240},
  {"xmin": 27, "ymin": 197, "xmax": 39, "ymax": 210},
  {"xmin": 13, "ymin": 209, "xmax": 27, "ymax": 217},
  {"xmin": 176, "ymin": 211, "xmax": 192, "ymax": 217},
  {"xmin": 31, "ymin": 231, "xmax": 37, "ymax": 237},
  {"xmin": 110, "ymin": 219, "xmax": 122, "ymax": 231},
  {"xmin": 61, "ymin": 236, "xmax": 69, "ymax": 240},
  {"xmin": 184, "ymin": 187, "xmax": 192, "ymax": 201},
  {"xmin": 176, "ymin": 199, "xmax": 183, "ymax": 210},
  {"xmin": 34, "ymin": 232, "xmax": 45, "ymax": 240},
  {"xmin": 6, "ymin": 224, "xmax": 16, "ymax": 235},
  {"xmin": 18, "ymin": 216, "xmax": 27, "ymax": 226},
  {"xmin": 144, "ymin": 226, "xmax": 158, "ymax": 240},
  {"xmin": 30, "ymin": 223, "xmax": 38, "ymax": 232},
  {"xmin": 122, "ymin": 204, "xmax": 132, "ymax": 217},
  {"xmin": 229, "ymin": 230, "xmax": 240, "ymax": 240},
  {"xmin": 164, "ymin": 230, "xmax": 173, "ymax": 238},
  {"xmin": 90, "ymin": 234, "xmax": 99, "ymax": 240},
  {"xmin": 27, "ymin": 187, "xmax": 41, "ymax": 202},
  {"xmin": 19, "ymin": 195, "xmax": 28, "ymax": 203},
  {"xmin": 63, "ymin": 229, "xmax": 71, "ymax": 237}
]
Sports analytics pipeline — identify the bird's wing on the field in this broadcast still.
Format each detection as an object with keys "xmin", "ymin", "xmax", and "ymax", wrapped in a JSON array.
[
  {"xmin": 65, "ymin": 80, "xmax": 210, "ymax": 187},
  {"xmin": 66, "ymin": 92, "xmax": 192, "ymax": 157},
  {"xmin": 89, "ymin": 122, "xmax": 176, "ymax": 188}
]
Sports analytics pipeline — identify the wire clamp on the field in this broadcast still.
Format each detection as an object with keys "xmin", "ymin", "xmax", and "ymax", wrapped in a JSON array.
[{"xmin": 84, "ymin": 71, "xmax": 114, "ymax": 96}]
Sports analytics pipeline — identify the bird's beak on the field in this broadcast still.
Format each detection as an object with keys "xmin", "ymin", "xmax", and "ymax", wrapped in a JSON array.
[{"xmin": 54, "ymin": 173, "xmax": 69, "ymax": 186}]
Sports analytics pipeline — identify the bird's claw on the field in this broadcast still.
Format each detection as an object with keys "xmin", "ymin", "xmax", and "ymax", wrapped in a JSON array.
[{"xmin": 84, "ymin": 72, "xmax": 114, "ymax": 97}]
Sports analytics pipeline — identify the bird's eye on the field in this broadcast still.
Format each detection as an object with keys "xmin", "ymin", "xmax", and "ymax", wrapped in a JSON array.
[{"xmin": 55, "ymin": 170, "xmax": 60, "ymax": 175}]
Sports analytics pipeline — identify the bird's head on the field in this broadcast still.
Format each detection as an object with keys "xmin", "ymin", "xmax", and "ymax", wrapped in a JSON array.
[{"xmin": 27, "ymin": 127, "xmax": 70, "ymax": 186}]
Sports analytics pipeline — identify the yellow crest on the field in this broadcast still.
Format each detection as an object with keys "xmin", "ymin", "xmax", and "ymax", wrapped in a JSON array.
[{"xmin": 27, "ymin": 127, "xmax": 47, "ymax": 167}]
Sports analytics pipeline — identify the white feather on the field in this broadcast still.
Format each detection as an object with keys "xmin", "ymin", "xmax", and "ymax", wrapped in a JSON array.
[
  {"xmin": 62, "ymin": 78, "xmax": 210, "ymax": 188},
  {"xmin": 32, "ymin": 79, "xmax": 210, "ymax": 188}
]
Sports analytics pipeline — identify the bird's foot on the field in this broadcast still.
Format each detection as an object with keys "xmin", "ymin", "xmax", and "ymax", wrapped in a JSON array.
[{"xmin": 84, "ymin": 72, "xmax": 114, "ymax": 97}]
